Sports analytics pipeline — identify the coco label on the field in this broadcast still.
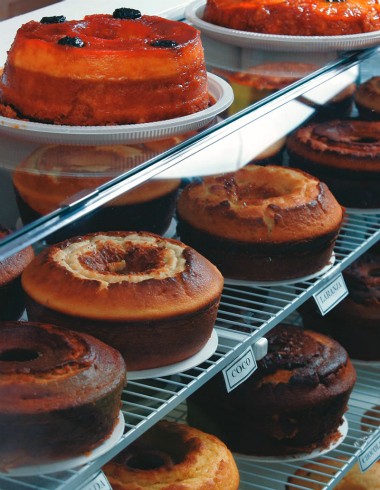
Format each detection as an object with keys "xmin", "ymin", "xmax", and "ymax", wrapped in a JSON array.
[
  {"xmin": 223, "ymin": 346, "xmax": 257, "ymax": 393},
  {"xmin": 358, "ymin": 432, "xmax": 380, "ymax": 473},
  {"xmin": 80, "ymin": 471, "xmax": 112, "ymax": 490},
  {"xmin": 313, "ymin": 273, "xmax": 348, "ymax": 316}
]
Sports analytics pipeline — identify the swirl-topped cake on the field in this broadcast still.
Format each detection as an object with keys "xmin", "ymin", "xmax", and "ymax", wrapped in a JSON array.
[
  {"xmin": 287, "ymin": 119, "xmax": 380, "ymax": 208},
  {"xmin": 177, "ymin": 164, "xmax": 343, "ymax": 281},
  {"xmin": 203, "ymin": 0, "xmax": 380, "ymax": 36},
  {"xmin": 0, "ymin": 321, "xmax": 126, "ymax": 470},
  {"xmin": 187, "ymin": 324, "xmax": 356, "ymax": 456},
  {"xmin": 0, "ymin": 9, "xmax": 209, "ymax": 125},
  {"xmin": 22, "ymin": 231, "xmax": 223, "ymax": 370}
]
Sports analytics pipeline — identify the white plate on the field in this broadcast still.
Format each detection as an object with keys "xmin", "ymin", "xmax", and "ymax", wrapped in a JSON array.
[
  {"xmin": 128, "ymin": 329, "xmax": 218, "ymax": 380},
  {"xmin": 0, "ymin": 73, "xmax": 233, "ymax": 145},
  {"xmin": 186, "ymin": 0, "xmax": 380, "ymax": 52},
  {"xmin": 3, "ymin": 412, "xmax": 125, "ymax": 477},
  {"xmin": 224, "ymin": 253, "xmax": 335, "ymax": 287},
  {"xmin": 234, "ymin": 417, "xmax": 348, "ymax": 463}
]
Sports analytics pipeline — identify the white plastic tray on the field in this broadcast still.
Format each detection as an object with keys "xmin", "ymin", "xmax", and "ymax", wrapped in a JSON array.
[
  {"xmin": 235, "ymin": 417, "xmax": 348, "ymax": 463},
  {"xmin": 186, "ymin": 0, "xmax": 380, "ymax": 52},
  {"xmin": 0, "ymin": 73, "xmax": 233, "ymax": 145}
]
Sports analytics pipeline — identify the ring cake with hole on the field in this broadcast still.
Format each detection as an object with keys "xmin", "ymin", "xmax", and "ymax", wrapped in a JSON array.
[
  {"xmin": 287, "ymin": 119, "xmax": 380, "ymax": 209},
  {"xmin": 21, "ymin": 231, "xmax": 224, "ymax": 371},
  {"xmin": 177, "ymin": 164, "xmax": 343, "ymax": 281},
  {"xmin": 0, "ymin": 9, "xmax": 209, "ymax": 125},
  {"xmin": 103, "ymin": 420, "xmax": 240, "ymax": 490},
  {"xmin": 0, "ymin": 321, "xmax": 126, "ymax": 470}
]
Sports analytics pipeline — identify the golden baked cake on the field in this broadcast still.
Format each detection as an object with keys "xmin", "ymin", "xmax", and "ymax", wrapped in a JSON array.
[
  {"xmin": 103, "ymin": 420, "xmax": 240, "ymax": 490},
  {"xmin": 203, "ymin": 0, "xmax": 380, "ymax": 36},
  {"xmin": 187, "ymin": 324, "xmax": 356, "ymax": 456},
  {"xmin": 287, "ymin": 119, "xmax": 380, "ymax": 208},
  {"xmin": 0, "ymin": 321, "xmax": 126, "ymax": 470},
  {"xmin": 0, "ymin": 9, "xmax": 208, "ymax": 125},
  {"xmin": 0, "ymin": 226, "xmax": 34, "ymax": 320},
  {"xmin": 177, "ymin": 164, "xmax": 343, "ymax": 281},
  {"xmin": 13, "ymin": 144, "xmax": 181, "ymax": 242},
  {"xmin": 21, "ymin": 231, "xmax": 224, "ymax": 371}
]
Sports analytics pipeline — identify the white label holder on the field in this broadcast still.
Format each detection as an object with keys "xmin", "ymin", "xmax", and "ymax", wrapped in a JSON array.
[
  {"xmin": 79, "ymin": 471, "xmax": 112, "ymax": 490},
  {"xmin": 313, "ymin": 273, "xmax": 348, "ymax": 316},
  {"xmin": 223, "ymin": 346, "xmax": 258, "ymax": 393},
  {"xmin": 358, "ymin": 431, "xmax": 380, "ymax": 473}
]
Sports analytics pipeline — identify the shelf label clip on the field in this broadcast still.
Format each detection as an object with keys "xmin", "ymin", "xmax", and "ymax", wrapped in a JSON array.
[
  {"xmin": 313, "ymin": 273, "xmax": 348, "ymax": 316},
  {"xmin": 358, "ymin": 432, "xmax": 380, "ymax": 473},
  {"xmin": 79, "ymin": 471, "xmax": 112, "ymax": 490},
  {"xmin": 223, "ymin": 346, "xmax": 257, "ymax": 393}
]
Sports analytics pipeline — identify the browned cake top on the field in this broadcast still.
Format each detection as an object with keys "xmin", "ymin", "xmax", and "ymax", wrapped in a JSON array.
[
  {"xmin": 22, "ymin": 231, "xmax": 224, "ymax": 321},
  {"xmin": 0, "ymin": 321, "xmax": 126, "ymax": 413},
  {"xmin": 177, "ymin": 165, "xmax": 343, "ymax": 243}
]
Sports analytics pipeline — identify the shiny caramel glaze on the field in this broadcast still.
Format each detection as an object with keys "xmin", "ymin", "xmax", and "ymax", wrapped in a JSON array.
[
  {"xmin": 0, "ymin": 14, "xmax": 208, "ymax": 125},
  {"xmin": 188, "ymin": 324, "xmax": 356, "ymax": 456},
  {"xmin": 177, "ymin": 165, "xmax": 343, "ymax": 244},
  {"xmin": 103, "ymin": 420, "xmax": 240, "ymax": 490},
  {"xmin": 204, "ymin": 0, "xmax": 380, "ymax": 35},
  {"xmin": 0, "ymin": 321, "xmax": 126, "ymax": 469},
  {"xmin": 355, "ymin": 76, "xmax": 380, "ymax": 118}
]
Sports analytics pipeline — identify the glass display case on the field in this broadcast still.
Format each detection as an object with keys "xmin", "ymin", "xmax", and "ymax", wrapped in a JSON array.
[{"xmin": 0, "ymin": 1, "xmax": 379, "ymax": 489}]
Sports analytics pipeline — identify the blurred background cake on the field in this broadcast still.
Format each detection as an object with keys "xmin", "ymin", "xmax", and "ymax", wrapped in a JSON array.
[
  {"xmin": 13, "ymin": 143, "xmax": 182, "ymax": 243},
  {"xmin": 22, "ymin": 231, "xmax": 224, "ymax": 371},
  {"xmin": 0, "ymin": 226, "xmax": 34, "ymax": 320}
]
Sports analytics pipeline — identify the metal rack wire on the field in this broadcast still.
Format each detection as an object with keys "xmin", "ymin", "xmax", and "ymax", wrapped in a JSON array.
[{"xmin": 1, "ymin": 211, "xmax": 379, "ymax": 490}]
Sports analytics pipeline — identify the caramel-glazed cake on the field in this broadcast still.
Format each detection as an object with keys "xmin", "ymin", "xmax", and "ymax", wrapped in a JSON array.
[
  {"xmin": 287, "ymin": 119, "xmax": 380, "ymax": 208},
  {"xmin": 203, "ymin": 0, "xmax": 380, "ymax": 36},
  {"xmin": 187, "ymin": 324, "xmax": 356, "ymax": 456},
  {"xmin": 0, "ymin": 321, "xmax": 126, "ymax": 470},
  {"xmin": 21, "ymin": 231, "xmax": 224, "ymax": 371},
  {"xmin": 103, "ymin": 420, "xmax": 240, "ymax": 490},
  {"xmin": 177, "ymin": 165, "xmax": 343, "ymax": 281},
  {"xmin": 13, "ymin": 144, "xmax": 181, "ymax": 243},
  {"xmin": 0, "ymin": 9, "xmax": 208, "ymax": 125}
]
